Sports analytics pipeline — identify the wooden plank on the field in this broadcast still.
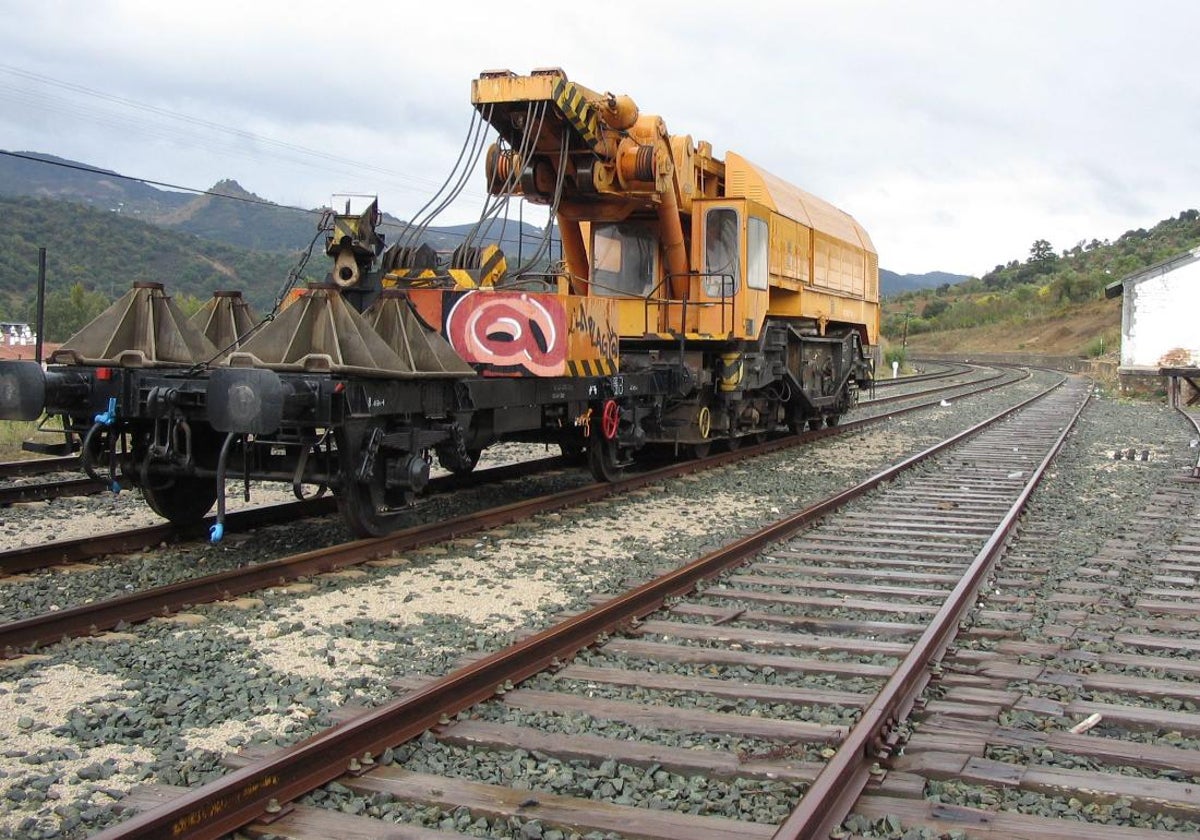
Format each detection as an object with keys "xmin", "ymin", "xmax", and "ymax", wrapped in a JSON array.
[
  {"xmin": 783, "ymin": 533, "xmax": 976, "ymax": 552},
  {"xmin": 1114, "ymin": 632, "xmax": 1200, "ymax": 655},
  {"xmin": 346, "ymin": 768, "xmax": 777, "ymax": 840},
  {"xmin": 1066, "ymin": 699, "xmax": 1200, "ymax": 735},
  {"xmin": 921, "ymin": 700, "xmax": 1004, "ymax": 720},
  {"xmin": 727, "ymin": 574, "xmax": 949, "ymax": 600},
  {"xmin": 872, "ymin": 770, "xmax": 928, "ymax": 799},
  {"xmin": 939, "ymin": 685, "xmax": 1023, "ymax": 706},
  {"xmin": 635, "ymin": 619, "xmax": 911, "ymax": 656},
  {"xmin": 602, "ymin": 638, "xmax": 894, "ymax": 679},
  {"xmin": 1133, "ymin": 598, "xmax": 1200, "ymax": 616},
  {"xmin": 855, "ymin": 794, "xmax": 1180, "ymax": 839},
  {"xmin": 435, "ymin": 720, "xmax": 822, "ymax": 783},
  {"xmin": 749, "ymin": 562, "xmax": 963, "ymax": 584},
  {"xmin": 556, "ymin": 665, "xmax": 869, "ymax": 708},
  {"xmin": 702, "ymin": 587, "xmax": 940, "ymax": 616},
  {"xmin": 243, "ymin": 804, "xmax": 452, "ymax": 839},
  {"xmin": 503, "ymin": 689, "xmax": 845, "ymax": 741},
  {"xmin": 668, "ymin": 603, "xmax": 926, "ymax": 637},
  {"xmin": 769, "ymin": 547, "xmax": 970, "ymax": 565},
  {"xmin": 893, "ymin": 751, "xmax": 1200, "ymax": 820}
]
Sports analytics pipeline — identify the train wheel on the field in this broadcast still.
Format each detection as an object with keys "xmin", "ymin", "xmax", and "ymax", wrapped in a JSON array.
[
  {"xmin": 826, "ymin": 414, "xmax": 841, "ymax": 427},
  {"xmin": 335, "ymin": 424, "xmax": 402, "ymax": 538},
  {"xmin": 688, "ymin": 442, "xmax": 712, "ymax": 459},
  {"xmin": 588, "ymin": 438, "xmax": 624, "ymax": 482},
  {"xmin": 436, "ymin": 444, "xmax": 481, "ymax": 475},
  {"xmin": 724, "ymin": 435, "xmax": 742, "ymax": 451},
  {"xmin": 142, "ymin": 476, "xmax": 218, "ymax": 524},
  {"xmin": 559, "ymin": 439, "xmax": 586, "ymax": 464}
]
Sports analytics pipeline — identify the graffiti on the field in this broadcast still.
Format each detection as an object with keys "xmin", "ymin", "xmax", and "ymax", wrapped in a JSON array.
[
  {"xmin": 445, "ymin": 291, "xmax": 567, "ymax": 376},
  {"xmin": 570, "ymin": 306, "xmax": 619, "ymax": 360}
]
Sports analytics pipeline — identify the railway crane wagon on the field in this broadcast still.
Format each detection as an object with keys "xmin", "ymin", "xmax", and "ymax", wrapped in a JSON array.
[{"xmin": 0, "ymin": 68, "xmax": 879, "ymax": 538}]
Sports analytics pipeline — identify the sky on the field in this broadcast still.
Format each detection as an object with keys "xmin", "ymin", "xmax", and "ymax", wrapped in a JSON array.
[{"xmin": 0, "ymin": 0, "xmax": 1197, "ymax": 277}]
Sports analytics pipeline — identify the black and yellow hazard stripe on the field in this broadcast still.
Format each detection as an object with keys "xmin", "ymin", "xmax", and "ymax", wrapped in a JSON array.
[
  {"xmin": 332, "ymin": 216, "xmax": 359, "ymax": 243},
  {"xmin": 475, "ymin": 244, "xmax": 507, "ymax": 287},
  {"xmin": 567, "ymin": 358, "xmax": 618, "ymax": 377},
  {"xmin": 552, "ymin": 79, "xmax": 602, "ymax": 152}
]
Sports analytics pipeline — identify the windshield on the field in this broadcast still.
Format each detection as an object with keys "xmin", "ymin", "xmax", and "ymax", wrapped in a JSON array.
[{"xmin": 592, "ymin": 223, "xmax": 656, "ymax": 297}]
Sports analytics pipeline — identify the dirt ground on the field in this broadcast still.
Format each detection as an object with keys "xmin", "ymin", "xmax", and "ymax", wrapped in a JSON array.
[{"xmin": 902, "ymin": 297, "xmax": 1122, "ymax": 358}]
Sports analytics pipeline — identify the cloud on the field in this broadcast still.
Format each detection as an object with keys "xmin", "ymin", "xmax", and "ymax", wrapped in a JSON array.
[{"xmin": 1, "ymin": 0, "xmax": 1198, "ymax": 275}]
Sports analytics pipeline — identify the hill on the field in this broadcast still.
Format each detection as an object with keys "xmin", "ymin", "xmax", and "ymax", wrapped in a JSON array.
[
  {"xmin": 884, "ymin": 209, "xmax": 1200, "ymax": 360},
  {"xmin": 0, "ymin": 151, "xmax": 559, "ymax": 256},
  {"xmin": 2, "ymin": 151, "xmax": 960, "ymax": 283},
  {"xmin": 880, "ymin": 268, "xmax": 968, "ymax": 297},
  {"xmin": 0, "ymin": 195, "xmax": 302, "ymax": 333}
]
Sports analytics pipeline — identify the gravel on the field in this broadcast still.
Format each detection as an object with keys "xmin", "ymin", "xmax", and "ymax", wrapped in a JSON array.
[{"xmin": 1, "ymin": 371, "xmax": 1196, "ymax": 838}]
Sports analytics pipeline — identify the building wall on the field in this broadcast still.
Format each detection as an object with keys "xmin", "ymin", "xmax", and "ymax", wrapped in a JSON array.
[{"xmin": 1122, "ymin": 259, "xmax": 1200, "ymax": 368}]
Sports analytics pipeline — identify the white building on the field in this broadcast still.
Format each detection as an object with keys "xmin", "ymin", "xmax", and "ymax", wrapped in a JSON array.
[{"xmin": 1105, "ymin": 247, "xmax": 1200, "ymax": 372}]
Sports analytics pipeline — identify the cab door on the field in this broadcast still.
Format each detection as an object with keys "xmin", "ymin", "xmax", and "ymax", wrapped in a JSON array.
[{"xmin": 693, "ymin": 201, "xmax": 768, "ymax": 340}]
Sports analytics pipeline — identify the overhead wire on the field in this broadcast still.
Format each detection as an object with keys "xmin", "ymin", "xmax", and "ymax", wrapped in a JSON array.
[
  {"xmin": 0, "ymin": 64, "xmax": 454, "ymax": 196},
  {"xmin": 391, "ymin": 106, "xmax": 494, "ymax": 255},
  {"xmin": 0, "ymin": 149, "xmax": 554, "ymax": 256}
]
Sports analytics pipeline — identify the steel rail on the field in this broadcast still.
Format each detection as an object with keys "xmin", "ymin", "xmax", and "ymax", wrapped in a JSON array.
[
  {"xmin": 859, "ymin": 367, "xmax": 1007, "ymax": 408},
  {"xmin": 0, "ymin": 369, "xmax": 1030, "ymax": 653},
  {"xmin": 88, "ymin": 375, "xmax": 1066, "ymax": 840},
  {"xmin": 770, "ymin": 378, "xmax": 1090, "ymax": 840},
  {"xmin": 1172, "ymin": 400, "xmax": 1200, "ymax": 479},
  {"xmin": 0, "ymin": 367, "xmax": 1022, "ymax": 577},
  {"xmin": 0, "ymin": 475, "xmax": 106, "ymax": 504},
  {"xmin": 0, "ymin": 455, "xmax": 78, "ymax": 478},
  {"xmin": 0, "ymin": 456, "xmax": 565, "ymax": 576},
  {"xmin": 868, "ymin": 361, "xmax": 970, "ymax": 388}
]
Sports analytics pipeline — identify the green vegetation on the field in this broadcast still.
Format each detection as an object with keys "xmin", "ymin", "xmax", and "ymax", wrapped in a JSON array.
[
  {"xmin": 0, "ymin": 196, "xmax": 316, "ymax": 339},
  {"xmin": 883, "ymin": 210, "xmax": 1200, "ymax": 343}
]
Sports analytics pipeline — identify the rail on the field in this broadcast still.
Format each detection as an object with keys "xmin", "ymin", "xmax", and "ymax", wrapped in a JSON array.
[{"xmin": 87, "ymin": 373, "xmax": 1069, "ymax": 840}]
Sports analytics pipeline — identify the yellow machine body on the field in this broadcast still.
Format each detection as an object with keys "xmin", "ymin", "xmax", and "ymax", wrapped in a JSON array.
[{"xmin": 470, "ymin": 68, "xmax": 879, "ymax": 352}]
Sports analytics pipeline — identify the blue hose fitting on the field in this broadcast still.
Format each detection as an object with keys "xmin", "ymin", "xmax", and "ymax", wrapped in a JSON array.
[
  {"xmin": 94, "ymin": 397, "xmax": 118, "ymax": 426},
  {"xmin": 209, "ymin": 522, "xmax": 224, "ymax": 544}
]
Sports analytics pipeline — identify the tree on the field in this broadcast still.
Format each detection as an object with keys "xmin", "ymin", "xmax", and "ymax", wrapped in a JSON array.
[
  {"xmin": 24, "ymin": 282, "xmax": 111, "ymax": 342},
  {"xmin": 1029, "ymin": 239, "xmax": 1056, "ymax": 263}
]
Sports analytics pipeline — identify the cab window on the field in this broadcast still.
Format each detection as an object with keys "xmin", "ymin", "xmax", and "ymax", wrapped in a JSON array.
[
  {"xmin": 704, "ymin": 208, "xmax": 740, "ymax": 297},
  {"xmin": 747, "ymin": 216, "xmax": 768, "ymax": 290},
  {"xmin": 592, "ymin": 223, "xmax": 656, "ymax": 297}
]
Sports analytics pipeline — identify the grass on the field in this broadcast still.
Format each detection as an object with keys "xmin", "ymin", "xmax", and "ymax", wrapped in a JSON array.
[{"xmin": 0, "ymin": 417, "xmax": 68, "ymax": 460}]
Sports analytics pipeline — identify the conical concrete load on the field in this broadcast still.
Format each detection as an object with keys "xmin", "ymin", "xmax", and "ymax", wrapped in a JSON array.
[
  {"xmin": 50, "ymin": 282, "xmax": 218, "ymax": 367},
  {"xmin": 364, "ymin": 289, "xmax": 474, "ymax": 375},
  {"xmin": 223, "ymin": 284, "xmax": 445, "ymax": 377},
  {"xmin": 190, "ymin": 290, "xmax": 260, "ymax": 355}
]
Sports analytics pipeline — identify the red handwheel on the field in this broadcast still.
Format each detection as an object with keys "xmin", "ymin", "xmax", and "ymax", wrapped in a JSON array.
[{"xmin": 601, "ymin": 399, "xmax": 620, "ymax": 440}]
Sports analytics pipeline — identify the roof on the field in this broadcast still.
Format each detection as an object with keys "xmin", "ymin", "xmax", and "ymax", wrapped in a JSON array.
[
  {"xmin": 1104, "ymin": 246, "xmax": 1200, "ymax": 298},
  {"xmin": 723, "ymin": 152, "xmax": 876, "ymax": 255}
]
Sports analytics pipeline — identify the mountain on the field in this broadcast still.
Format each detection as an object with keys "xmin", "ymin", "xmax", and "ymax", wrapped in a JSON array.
[
  {"xmin": 882, "ymin": 209, "xmax": 1200, "ymax": 358},
  {"xmin": 880, "ymin": 269, "xmax": 968, "ymax": 297},
  {"xmin": 2, "ymin": 151, "xmax": 962, "ymax": 284},
  {"xmin": 0, "ymin": 195, "xmax": 299, "ymax": 320},
  {"xmin": 0, "ymin": 151, "xmax": 556, "ymax": 257}
]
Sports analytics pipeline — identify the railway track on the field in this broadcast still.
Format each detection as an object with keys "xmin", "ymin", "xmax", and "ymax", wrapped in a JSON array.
[
  {"xmin": 0, "ymin": 366, "xmax": 991, "ymax": 510},
  {"xmin": 88, "ymin": 376, "xmax": 1123, "ymax": 838},
  {"xmin": 0, "ymin": 366, "xmax": 1030, "ymax": 654},
  {"xmin": 0, "ymin": 455, "xmax": 78, "ymax": 479},
  {"xmin": 0, "ymin": 364, "xmax": 1024, "ymax": 580},
  {"xmin": 0, "ymin": 475, "xmax": 106, "ymax": 505}
]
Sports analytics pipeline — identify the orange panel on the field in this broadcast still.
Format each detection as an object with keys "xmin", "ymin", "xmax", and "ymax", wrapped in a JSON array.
[{"xmin": 401, "ymin": 289, "xmax": 618, "ymax": 377}]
